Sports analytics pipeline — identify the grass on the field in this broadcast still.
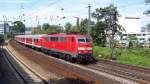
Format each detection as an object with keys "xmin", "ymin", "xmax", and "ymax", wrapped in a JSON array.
[{"xmin": 93, "ymin": 46, "xmax": 150, "ymax": 68}]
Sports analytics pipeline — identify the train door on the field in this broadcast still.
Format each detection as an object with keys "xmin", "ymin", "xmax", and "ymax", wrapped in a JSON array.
[
  {"xmin": 67, "ymin": 37, "xmax": 71, "ymax": 52},
  {"xmin": 39, "ymin": 38, "xmax": 42, "ymax": 47},
  {"xmin": 67, "ymin": 36, "xmax": 75, "ymax": 53}
]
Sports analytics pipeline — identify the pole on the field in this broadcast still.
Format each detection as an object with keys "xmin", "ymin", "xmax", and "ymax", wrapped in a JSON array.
[
  {"xmin": 88, "ymin": 4, "xmax": 91, "ymax": 35},
  {"xmin": 74, "ymin": 17, "xmax": 79, "ymax": 28},
  {"xmin": 111, "ymin": 10, "xmax": 117, "ymax": 60},
  {"xmin": 36, "ymin": 16, "xmax": 40, "ymax": 26},
  {"xmin": 20, "ymin": 5, "xmax": 24, "ymax": 22}
]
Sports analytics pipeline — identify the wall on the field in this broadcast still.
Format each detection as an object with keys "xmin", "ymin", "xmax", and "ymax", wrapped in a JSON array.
[{"xmin": 118, "ymin": 16, "xmax": 141, "ymax": 34}]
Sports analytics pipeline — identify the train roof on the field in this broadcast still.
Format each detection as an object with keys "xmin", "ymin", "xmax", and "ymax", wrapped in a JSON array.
[
  {"xmin": 16, "ymin": 34, "xmax": 91, "ymax": 38},
  {"xmin": 47, "ymin": 34, "xmax": 90, "ymax": 37},
  {"xmin": 15, "ymin": 34, "xmax": 47, "ymax": 38}
]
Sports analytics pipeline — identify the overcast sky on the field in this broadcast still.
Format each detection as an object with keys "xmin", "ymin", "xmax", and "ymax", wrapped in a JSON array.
[{"xmin": 0, "ymin": 0, "xmax": 149, "ymax": 27}]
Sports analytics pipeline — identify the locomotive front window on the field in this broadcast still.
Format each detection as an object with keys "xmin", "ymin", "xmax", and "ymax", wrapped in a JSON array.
[
  {"xmin": 86, "ymin": 38, "xmax": 91, "ymax": 42},
  {"xmin": 78, "ymin": 38, "xmax": 86, "ymax": 42},
  {"xmin": 78, "ymin": 38, "xmax": 91, "ymax": 43}
]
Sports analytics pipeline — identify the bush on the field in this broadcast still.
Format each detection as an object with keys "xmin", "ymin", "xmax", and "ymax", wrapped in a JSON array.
[
  {"xmin": 93, "ymin": 46, "xmax": 150, "ymax": 67},
  {"xmin": 93, "ymin": 46, "xmax": 111, "ymax": 59}
]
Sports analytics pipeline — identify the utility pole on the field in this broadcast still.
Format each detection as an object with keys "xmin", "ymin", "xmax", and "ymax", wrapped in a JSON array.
[
  {"xmin": 20, "ymin": 5, "xmax": 24, "ymax": 22},
  {"xmin": 74, "ymin": 17, "xmax": 79, "ymax": 28},
  {"xmin": 112, "ymin": 11, "xmax": 117, "ymax": 35},
  {"xmin": 111, "ymin": 10, "xmax": 118, "ymax": 60},
  {"xmin": 36, "ymin": 16, "xmax": 40, "ymax": 26},
  {"xmin": 35, "ymin": 16, "xmax": 42, "ymax": 30},
  {"xmin": 88, "ymin": 4, "xmax": 91, "ymax": 35}
]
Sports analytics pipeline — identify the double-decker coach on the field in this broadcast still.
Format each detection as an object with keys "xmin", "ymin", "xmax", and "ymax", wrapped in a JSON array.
[{"xmin": 15, "ymin": 35, "xmax": 46, "ymax": 48}]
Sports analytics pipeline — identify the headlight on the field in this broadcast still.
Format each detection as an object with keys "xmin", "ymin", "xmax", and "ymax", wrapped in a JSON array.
[
  {"xmin": 78, "ymin": 47, "xmax": 92, "ymax": 50},
  {"xmin": 78, "ymin": 47, "xmax": 86, "ymax": 50}
]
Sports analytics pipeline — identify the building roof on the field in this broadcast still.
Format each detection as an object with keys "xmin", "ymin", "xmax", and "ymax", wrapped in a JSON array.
[{"xmin": 125, "ymin": 17, "xmax": 140, "ymax": 19}]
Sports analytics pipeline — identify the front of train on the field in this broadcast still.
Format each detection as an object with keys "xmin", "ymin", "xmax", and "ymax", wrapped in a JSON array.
[{"xmin": 76, "ymin": 35, "xmax": 94, "ymax": 63}]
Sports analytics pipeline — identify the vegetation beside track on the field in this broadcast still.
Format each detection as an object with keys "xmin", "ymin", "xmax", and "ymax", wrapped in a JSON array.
[{"xmin": 93, "ymin": 46, "xmax": 150, "ymax": 68}]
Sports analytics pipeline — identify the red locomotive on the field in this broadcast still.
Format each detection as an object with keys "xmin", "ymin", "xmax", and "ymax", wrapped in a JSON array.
[{"xmin": 15, "ymin": 34, "xmax": 94, "ymax": 63}]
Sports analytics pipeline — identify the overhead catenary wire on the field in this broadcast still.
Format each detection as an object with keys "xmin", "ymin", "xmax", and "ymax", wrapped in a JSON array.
[
  {"xmin": 28, "ymin": 0, "xmax": 61, "ymax": 16},
  {"xmin": 25, "ymin": 0, "xmax": 148, "ymax": 27},
  {"xmin": 24, "ymin": 0, "xmax": 61, "ymax": 26},
  {"xmin": 117, "ymin": 1, "xmax": 145, "ymax": 8}
]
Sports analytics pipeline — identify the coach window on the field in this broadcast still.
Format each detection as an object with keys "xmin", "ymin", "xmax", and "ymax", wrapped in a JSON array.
[
  {"xmin": 59, "ymin": 37, "xmax": 67, "ymax": 42},
  {"xmin": 50, "ymin": 37, "xmax": 53, "ymax": 41},
  {"xmin": 27, "ymin": 38, "xmax": 28, "ymax": 41},
  {"xmin": 47, "ymin": 36, "xmax": 50, "ymax": 41},
  {"xmin": 45, "ymin": 36, "xmax": 48, "ymax": 41},
  {"xmin": 55, "ymin": 37, "xmax": 58, "ymax": 42},
  {"xmin": 54, "ymin": 37, "xmax": 56, "ymax": 41},
  {"xmin": 59, "ymin": 37, "xmax": 63, "ymax": 42},
  {"xmin": 53, "ymin": 37, "xmax": 56, "ymax": 41},
  {"xmin": 52, "ymin": 37, "xmax": 54, "ymax": 41},
  {"xmin": 63, "ymin": 37, "xmax": 67, "ymax": 42},
  {"xmin": 52, "ymin": 37, "xmax": 55, "ymax": 41},
  {"xmin": 51, "ymin": 37, "xmax": 57, "ymax": 41},
  {"xmin": 34, "ymin": 39, "xmax": 38, "ymax": 42},
  {"xmin": 51, "ymin": 37, "xmax": 53, "ymax": 41}
]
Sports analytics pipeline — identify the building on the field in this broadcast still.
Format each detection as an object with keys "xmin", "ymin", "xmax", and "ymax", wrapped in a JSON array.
[
  {"xmin": 116, "ymin": 16, "xmax": 150, "ymax": 47},
  {"xmin": 25, "ymin": 27, "xmax": 32, "ymax": 35},
  {"xmin": 118, "ymin": 16, "xmax": 141, "ymax": 34},
  {"xmin": 0, "ymin": 24, "xmax": 4, "ymax": 34},
  {"xmin": 0, "ymin": 22, "xmax": 11, "ymax": 35}
]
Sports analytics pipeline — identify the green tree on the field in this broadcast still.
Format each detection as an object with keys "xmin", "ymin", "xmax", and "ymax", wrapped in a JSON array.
[
  {"xmin": 145, "ymin": 23, "xmax": 150, "ymax": 31},
  {"xmin": 144, "ymin": 0, "xmax": 150, "ymax": 15},
  {"xmin": 43, "ymin": 23, "xmax": 50, "ymax": 30},
  {"xmin": 127, "ymin": 34, "xmax": 138, "ymax": 48},
  {"xmin": 32, "ymin": 26, "xmax": 41, "ymax": 34},
  {"xmin": 127, "ymin": 34, "xmax": 138, "ymax": 41},
  {"xmin": 92, "ymin": 4, "xmax": 124, "ymax": 60},
  {"xmin": 92, "ymin": 4, "xmax": 117, "ymax": 22},
  {"xmin": 12, "ymin": 21, "xmax": 25, "ymax": 34},
  {"xmin": 92, "ymin": 4, "xmax": 118, "ymax": 46},
  {"xmin": 64, "ymin": 22, "xmax": 72, "ymax": 34},
  {"xmin": 78, "ymin": 18, "xmax": 94, "ymax": 34},
  {"xmin": 91, "ymin": 21, "xmax": 107, "ymax": 46},
  {"xmin": 45, "ymin": 25, "xmax": 63, "ymax": 34},
  {"xmin": 144, "ymin": 0, "xmax": 150, "ymax": 34},
  {"xmin": 79, "ymin": 19, "xmax": 88, "ymax": 34},
  {"xmin": 65, "ymin": 19, "xmax": 94, "ymax": 34},
  {"xmin": 32, "ymin": 24, "xmax": 63, "ymax": 34},
  {"xmin": 0, "ymin": 34, "xmax": 4, "ymax": 43},
  {"xmin": 69, "ymin": 26, "xmax": 79, "ymax": 34}
]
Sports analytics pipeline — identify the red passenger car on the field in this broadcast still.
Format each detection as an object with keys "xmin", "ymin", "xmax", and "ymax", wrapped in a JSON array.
[{"xmin": 15, "ymin": 34, "xmax": 94, "ymax": 62}]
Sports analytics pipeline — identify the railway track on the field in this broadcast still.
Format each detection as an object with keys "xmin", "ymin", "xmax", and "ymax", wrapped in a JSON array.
[
  {"xmin": 9, "ymin": 40, "xmax": 122, "ymax": 84},
  {"xmin": 97, "ymin": 59, "xmax": 150, "ymax": 73},
  {"xmin": 86, "ymin": 59, "xmax": 150, "ymax": 84},
  {"xmin": 9, "ymin": 40, "xmax": 150, "ymax": 84},
  {"xmin": 0, "ymin": 44, "xmax": 49, "ymax": 84}
]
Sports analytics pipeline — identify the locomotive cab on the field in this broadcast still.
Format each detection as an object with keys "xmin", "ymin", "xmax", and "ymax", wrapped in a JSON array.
[{"xmin": 76, "ymin": 35, "xmax": 93, "ymax": 62}]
